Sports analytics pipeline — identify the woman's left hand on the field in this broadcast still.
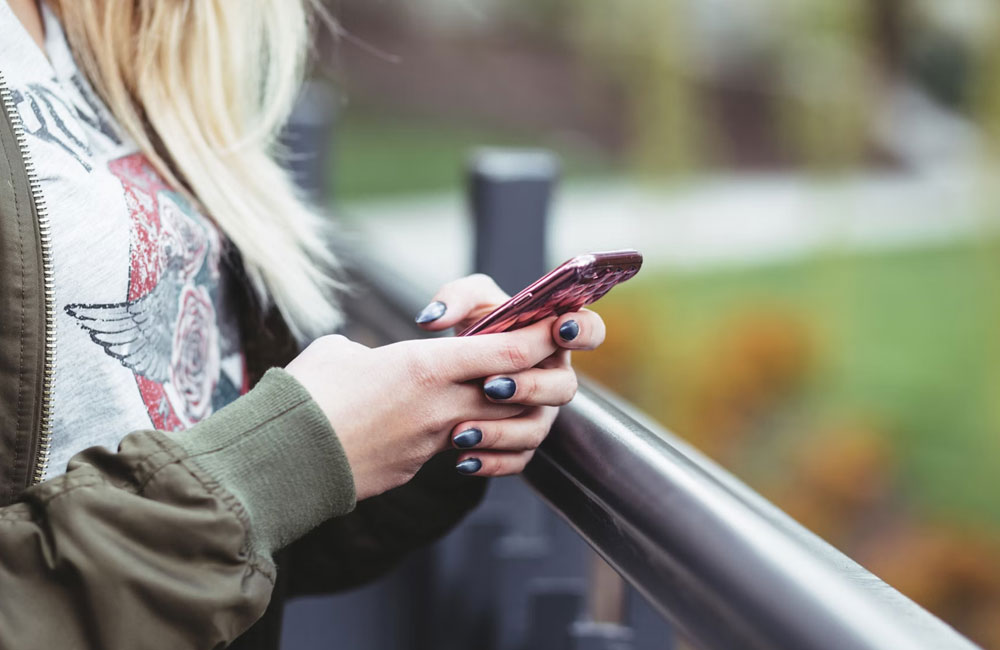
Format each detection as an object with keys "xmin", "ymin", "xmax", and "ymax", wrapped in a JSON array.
[{"xmin": 415, "ymin": 273, "xmax": 606, "ymax": 476}]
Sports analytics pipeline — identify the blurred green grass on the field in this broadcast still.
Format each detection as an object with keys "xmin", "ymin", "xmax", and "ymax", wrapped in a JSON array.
[
  {"xmin": 593, "ymin": 238, "xmax": 1000, "ymax": 525},
  {"xmin": 332, "ymin": 109, "xmax": 614, "ymax": 201}
]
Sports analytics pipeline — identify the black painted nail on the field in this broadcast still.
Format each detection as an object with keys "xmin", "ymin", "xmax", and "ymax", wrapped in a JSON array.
[
  {"xmin": 484, "ymin": 377, "xmax": 516, "ymax": 400},
  {"xmin": 559, "ymin": 320, "xmax": 580, "ymax": 341},
  {"xmin": 456, "ymin": 458, "xmax": 482, "ymax": 474},
  {"xmin": 415, "ymin": 301, "xmax": 447, "ymax": 324},
  {"xmin": 453, "ymin": 428, "xmax": 483, "ymax": 449}
]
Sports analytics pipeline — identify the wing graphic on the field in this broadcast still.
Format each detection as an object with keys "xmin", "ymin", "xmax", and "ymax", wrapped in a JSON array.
[{"xmin": 65, "ymin": 277, "xmax": 180, "ymax": 383}]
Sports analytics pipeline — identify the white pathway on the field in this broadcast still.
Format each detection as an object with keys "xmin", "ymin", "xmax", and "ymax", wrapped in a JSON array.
[{"xmin": 339, "ymin": 167, "xmax": 998, "ymax": 289}]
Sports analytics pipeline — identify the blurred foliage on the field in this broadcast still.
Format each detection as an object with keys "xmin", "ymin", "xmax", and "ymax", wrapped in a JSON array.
[
  {"xmin": 972, "ymin": 27, "xmax": 1000, "ymax": 156},
  {"xmin": 568, "ymin": 0, "xmax": 710, "ymax": 175},
  {"xmin": 771, "ymin": 0, "xmax": 874, "ymax": 170},
  {"xmin": 563, "ymin": 0, "xmax": 878, "ymax": 174}
]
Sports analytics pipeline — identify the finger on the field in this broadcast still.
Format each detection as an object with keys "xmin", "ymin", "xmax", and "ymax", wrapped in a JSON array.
[
  {"xmin": 415, "ymin": 274, "xmax": 510, "ymax": 330},
  {"xmin": 455, "ymin": 449, "xmax": 536, "ymax": 477},
  {"xmin": 423, "ymin": 318, "xmax": 559, "ymax": 381},
  {"xmin": 482, "ymin": 366, "xmax": 578, "ymax": 407},
  {"xmin": 451, "ymin": 406, "xmax": 558, "ymax": 451},
  {"xmin": 450, "ymin": 382, "xmax": 527, "ymax": 421},
  {"xmin": 552, "ymin": 309, "xmax": 606, "ymax": 351}
]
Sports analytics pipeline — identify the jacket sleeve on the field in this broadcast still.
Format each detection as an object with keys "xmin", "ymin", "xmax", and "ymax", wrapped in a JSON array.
[
  {"xmin": 237, "ymin": 294, "xmax": 489, "ymax": 595},
  {"xmin": 282, "ymin": 449, "xmax": 488, "ymax": 596},
  {"xmin": 0, "ymin": 368, "xmax": 357, "ymax": 650}
]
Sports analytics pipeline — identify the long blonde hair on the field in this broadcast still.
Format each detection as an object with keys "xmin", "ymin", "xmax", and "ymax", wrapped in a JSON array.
[{"xmin": 49, "ymin": 0, "xmax": 341, "ymax": 342}]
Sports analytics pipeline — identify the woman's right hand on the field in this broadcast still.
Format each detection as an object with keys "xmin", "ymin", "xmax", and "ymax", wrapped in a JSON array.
[{"xmin": 284, "ymin": 319, "xmax": 571, "ymax": 501}]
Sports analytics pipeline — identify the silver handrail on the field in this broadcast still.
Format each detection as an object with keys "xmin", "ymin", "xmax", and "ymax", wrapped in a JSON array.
[{"xmin": 340, "ymin": 253, "xmax": 979, "ymax": 650}]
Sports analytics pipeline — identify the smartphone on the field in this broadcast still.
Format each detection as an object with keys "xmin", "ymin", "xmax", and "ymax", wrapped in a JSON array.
[{"xmin": 458, "ymin": 249, "xmax": 643, "ymax": 336}]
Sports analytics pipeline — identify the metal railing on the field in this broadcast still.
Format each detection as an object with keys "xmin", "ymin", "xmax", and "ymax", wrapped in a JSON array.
[
  {"xmin": 339, "ymin": 251, "xmax": 979, "ymax": 650},
  {"xmin": 284, "ymin": 85, "xmax": 979, "ymax": 648}
]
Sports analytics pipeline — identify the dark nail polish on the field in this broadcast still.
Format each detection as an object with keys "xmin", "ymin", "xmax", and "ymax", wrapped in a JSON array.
[
  {"xmin": 415, "ymin": 301, "xmax": 447, "ymax": 324},
  {"xmin": 453, "ymin": 428, "xmax": 483, "ymax": 449},
  {"xmin": 559, "ymin": 320, "xmax": 580, "ymax": 341},
  {"xmin": 484, "ymin": 377, "xmax": 516, "ymax": 400},
  {"xmin": 456, "ymin": 458, "xmax": 482, "ymax": 474}
]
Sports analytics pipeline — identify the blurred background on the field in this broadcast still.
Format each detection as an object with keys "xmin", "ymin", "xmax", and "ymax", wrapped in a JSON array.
[{"xmin": 311, "ymin": 0, "xmax": 1000, "ymax": 646}]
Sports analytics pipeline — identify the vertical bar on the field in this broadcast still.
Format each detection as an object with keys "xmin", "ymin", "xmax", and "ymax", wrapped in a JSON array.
[
  {"xmin": 468, "ymin": 148, "xmax": 560, "ymax": 294},
  {"xmin": 588, "ymin": 552, "xmax": 627, "ymax": 625}
]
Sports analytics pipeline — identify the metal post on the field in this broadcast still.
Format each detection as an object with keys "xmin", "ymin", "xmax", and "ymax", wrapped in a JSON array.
[
  {"xmin": 522, "ymin": 579, "xmax": 586, "ymax": 650},
  {"xmin": 468, "ymin": 148, "xmax": 560, "ymax": 294}
]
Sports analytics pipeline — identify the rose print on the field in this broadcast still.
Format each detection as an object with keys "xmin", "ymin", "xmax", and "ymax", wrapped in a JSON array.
[
  {"xmin": 169, "ymin": 285, "xmax": 220, "ymax": 422},
  {"xmin": 67, "ymin": 153, "xmax": 244, "ymax": 432}
]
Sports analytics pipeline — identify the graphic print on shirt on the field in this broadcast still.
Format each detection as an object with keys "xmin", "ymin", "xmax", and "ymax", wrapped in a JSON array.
[
  {"xmin": 11, "ymin": 73, "xmax": 122, "ymax": 173},
  {"xmin": 64, "ymin": 154, "xmax": 246, "ymax": 430}
]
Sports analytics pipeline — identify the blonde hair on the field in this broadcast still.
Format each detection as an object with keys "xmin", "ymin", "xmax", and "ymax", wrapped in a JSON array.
[{"xmin": 50, "ymin": 0, "xmax": 341, "ymax": 342}]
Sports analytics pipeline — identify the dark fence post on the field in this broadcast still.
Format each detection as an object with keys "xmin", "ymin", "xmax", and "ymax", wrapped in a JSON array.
[{"xmin": 468, "ymin": 149, "xmax": 560, "ymax": 294}]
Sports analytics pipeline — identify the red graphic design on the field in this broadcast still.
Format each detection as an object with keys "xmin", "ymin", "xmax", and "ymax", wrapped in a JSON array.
[
  {"xmin": 110, "ymin": 155, "xmax": 187, "ymax": 429},
  {"xmin": 94, "ymin": 154, "xmax": 239, "ymax": 430}
]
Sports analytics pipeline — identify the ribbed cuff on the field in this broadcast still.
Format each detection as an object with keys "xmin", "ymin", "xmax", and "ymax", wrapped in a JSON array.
[{"xmin": 172, "ymin": 368, "xmax": 356, "ymax": 556}]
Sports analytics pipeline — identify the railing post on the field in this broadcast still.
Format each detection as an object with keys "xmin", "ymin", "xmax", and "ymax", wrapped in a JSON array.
[
  {"xmin": 468, "ymin": 148, "xmax": 559, "ymax": 294},
  {"xmin": 522, "ymin": 579, "xmax": 586, "ymax": 650}
]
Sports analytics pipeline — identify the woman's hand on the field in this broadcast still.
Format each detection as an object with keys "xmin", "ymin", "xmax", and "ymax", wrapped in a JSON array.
[
  {"xmin": 287, "ymin": 274, "xmax": 605, "ymax": 502},
  {"xmin": 414, "ymin": 274, "xmax": 606, "ymax": 478},
  {"xmin": 286, "ymin": 318, "xmax": 562, "ymax": 500}
]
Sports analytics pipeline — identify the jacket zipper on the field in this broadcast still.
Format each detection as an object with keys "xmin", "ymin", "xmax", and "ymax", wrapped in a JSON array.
[{"xmin": 0, "ymin": 72, "xmax": 56, "ymax": 485}]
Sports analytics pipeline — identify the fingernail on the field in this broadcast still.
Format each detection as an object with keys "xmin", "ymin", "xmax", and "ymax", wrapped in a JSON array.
[
  {"xmin": 453, "ymin": 428, "xmax": 483, "ymax": 449},
  {"xmin": 484, "ymin": 377, "xmax": 516, "ymax": 400},
  {"xmin": 415, "ymin": 300, "xmax": 447, "ymax": 324},
  {"xmin": 456, "ymin": 458, "xmax": 482, "ymax": 474},
  {"xmin": 559, "ymin": 320, "xmax": 580, "ymax": 341}
]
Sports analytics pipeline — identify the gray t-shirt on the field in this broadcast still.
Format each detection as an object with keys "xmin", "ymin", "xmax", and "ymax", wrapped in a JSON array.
[{"xmin": 0, "ymin": 4, "xmax": 247, "ymax": 479}]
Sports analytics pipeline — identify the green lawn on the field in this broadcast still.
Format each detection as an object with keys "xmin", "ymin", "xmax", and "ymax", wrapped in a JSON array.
[{"xmin": 593, "ymin": 238, "xmax": 1000, "ymax": 525}]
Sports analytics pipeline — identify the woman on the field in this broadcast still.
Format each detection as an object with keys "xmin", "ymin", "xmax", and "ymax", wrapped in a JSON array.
[{"xmin": 0, "ymin": 1, "xmax": 605, "ymax": 648}]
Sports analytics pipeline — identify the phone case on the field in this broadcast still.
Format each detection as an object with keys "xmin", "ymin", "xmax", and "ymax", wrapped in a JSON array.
[{"xmin": 458, "ymin": 249, "xmax": 643, "ymax": 336}]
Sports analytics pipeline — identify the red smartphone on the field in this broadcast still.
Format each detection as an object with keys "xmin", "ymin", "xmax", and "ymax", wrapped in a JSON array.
[{"xmin": 458, "ymin": 249, "xmax": 643, "ymax": 336}]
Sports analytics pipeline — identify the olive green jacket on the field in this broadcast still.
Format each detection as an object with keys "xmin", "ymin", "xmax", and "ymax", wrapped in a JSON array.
[{"xmin": 0, "ymin": 86, "xmax": 483, "ymax": 648}]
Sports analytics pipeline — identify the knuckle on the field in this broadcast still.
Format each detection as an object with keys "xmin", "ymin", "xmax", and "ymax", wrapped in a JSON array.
[
  {"xmin": 482, "ymin": 424, "xmax": 503, "ymax": 449},
  {"xmin": 502, "ymin": 341, "xmax": 529, "ymax": 370},
  {"xmin": 481, "ymin": 455, "xmax": 504, "ymax": 476},
  {"xmin": 405, "ymin": 348, "xmax": 441, "ymax": 388},
  {"xmin": 521, "ymin": 375, "xmax": 540, "ymax": 402}
]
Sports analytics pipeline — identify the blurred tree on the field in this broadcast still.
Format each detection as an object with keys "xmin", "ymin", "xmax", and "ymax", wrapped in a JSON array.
[
  {"xmin": 569, "ymin": 0, "xmax": 710, "ymax": 176},
  {"xmin": 772, "ymin": 0, "xmax": 875, "ymax": 171}
]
